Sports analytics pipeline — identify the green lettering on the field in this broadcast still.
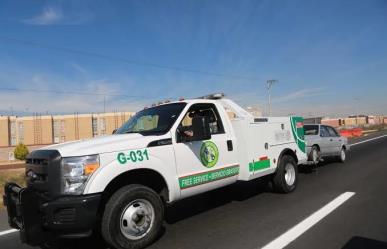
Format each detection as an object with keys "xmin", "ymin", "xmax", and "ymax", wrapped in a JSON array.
[
  {"xmin": 117, "ymin": 149, "xmax": 149, "ymax": 165},
  {"xmin": 117, "ymin": 152, "xmax": 127, "ymax": 164},
  {"xmin": 143, "ymin": 149, "xmax": 149, "ymax": 160},
  {"xmin": 129, "ymin": 151, "xmax": 137, "ymax": 162},
  {"xmin": 137, "ymin": 150, "xmax": 144, "ymax": 161}
]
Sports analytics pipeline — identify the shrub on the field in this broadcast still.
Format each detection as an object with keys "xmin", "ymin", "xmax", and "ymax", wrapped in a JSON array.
[{"xmin": 14, "ymin": 143, "xmax": 29, "ymax": 161}]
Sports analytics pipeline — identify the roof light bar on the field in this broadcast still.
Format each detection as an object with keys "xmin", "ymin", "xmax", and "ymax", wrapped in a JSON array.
[{"xmin": 196, "ymin": 93, "xmax": 225, "ymax": 100}]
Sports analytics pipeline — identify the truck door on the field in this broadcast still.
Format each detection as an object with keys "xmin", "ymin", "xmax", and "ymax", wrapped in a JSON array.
[{"xmin": 173, "ymin": 103, "xmax": 239, "ymax": 199}]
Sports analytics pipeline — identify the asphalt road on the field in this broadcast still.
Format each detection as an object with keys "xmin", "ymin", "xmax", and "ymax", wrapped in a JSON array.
[{"xmin": 1, "ymin": 133, "xmax": 387, "ymax": 249}]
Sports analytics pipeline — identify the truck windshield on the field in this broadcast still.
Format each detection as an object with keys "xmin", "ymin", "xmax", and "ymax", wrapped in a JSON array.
[{"xmin": 115, "ymin": 103, "xmax": 187, "ymax": 136}]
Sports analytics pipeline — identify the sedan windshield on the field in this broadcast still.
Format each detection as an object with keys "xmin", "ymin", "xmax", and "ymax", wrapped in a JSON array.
[{"xmin": 115, "ymin": 103, "xmax": 186, "ymax": 135}]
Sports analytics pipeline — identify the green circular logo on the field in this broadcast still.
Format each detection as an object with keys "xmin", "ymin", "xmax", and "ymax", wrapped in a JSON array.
[{"xmin": 200, "ymin": 141, "xmax": 219, "ymax": 168}]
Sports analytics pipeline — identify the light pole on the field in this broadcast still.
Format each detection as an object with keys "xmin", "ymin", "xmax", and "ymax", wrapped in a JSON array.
[
  {"xmin": 266, "ymin": 79, "xmax": 278, "ymax": 116},
  {"xmin": 103, "ymin": 95, "xmax": 106, "ymax": 113},
  {"xmin": 353, "ymin": 97, "xmax": 360, "ymax": 116}
]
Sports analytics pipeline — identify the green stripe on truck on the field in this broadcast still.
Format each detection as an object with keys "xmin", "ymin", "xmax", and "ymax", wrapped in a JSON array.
[
  {"xmin": 179, "ymin": 165, "xmax": 239, "ymax": 189},
  {"xmin": 249, "ymin": 159, "xmax": 271, "ymax": 172},
  {"xmin": 290, "ymin": 116, "xmax": 306, "ymax": 153}
]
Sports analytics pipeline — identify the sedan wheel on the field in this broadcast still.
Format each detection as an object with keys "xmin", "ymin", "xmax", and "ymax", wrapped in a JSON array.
[
  {"xmin": 339, "ymin": 148, "xmax": 346, "ymax": 162},
  {"xmin": 310, "ymin": 146, "xmax": 321, "ymax": 164}
]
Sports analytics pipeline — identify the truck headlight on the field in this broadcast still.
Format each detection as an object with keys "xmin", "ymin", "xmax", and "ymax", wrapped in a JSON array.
[{"xmin": 61, "ymin": 155, "xmax": 100, "ymax": 195}]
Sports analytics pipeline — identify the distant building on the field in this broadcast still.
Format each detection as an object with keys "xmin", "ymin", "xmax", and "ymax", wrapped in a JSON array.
[
  {"xmin": 303, "ymin": 115, "xmax": 386, "ymax": 128},
  {"xmin": 321, "ymin": 118, "xmax": 342, "ymax": 128},
  {"xmin": 343, "ymin": 117, "xmax": 367, "ymax": 126},
  {"xmin": 304, "ymin": 117, "xmax": 323, "ymax": 124},
  {"xmin": 0, "ymin": 112, "xmax": 134, "ymax": 147},
  {"xmin": 368, "ymin": 115, "xmax": 384, "ymax": 125}
]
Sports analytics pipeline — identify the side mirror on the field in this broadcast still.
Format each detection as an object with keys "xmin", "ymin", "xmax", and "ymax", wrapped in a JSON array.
[{"xmin": 179, "ymin": 116, "xmax": 211, "ymax": 142}]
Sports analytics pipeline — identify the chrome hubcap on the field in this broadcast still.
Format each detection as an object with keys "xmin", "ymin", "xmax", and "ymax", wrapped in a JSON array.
[
  {"xmin": 284, "ymin": 163, "xmax": 296, "ymax": 186},
  {"xmin": 120, "ymin": 199, "xmax": 155, "ymax": 240}
]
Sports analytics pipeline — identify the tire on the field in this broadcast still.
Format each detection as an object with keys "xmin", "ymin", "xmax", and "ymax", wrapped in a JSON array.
[
  {"xmin": 101, "ymin": 184, "xmax": 164, "ymax": 249},
  {"xmin": 272, "ymin": 155, "xmax": 298, "ymax": 193},
  {"xmin": 309, "ymin": 146, "xmax": 321, "ymax": 164},
  {"xmin": 337, "ymin": 147, "xmax": 346, "ymax": 163}
]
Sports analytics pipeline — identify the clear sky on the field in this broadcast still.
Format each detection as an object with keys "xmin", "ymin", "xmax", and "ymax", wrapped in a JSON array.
[{"xmin": 0, "ymin": 0, "xmax": 386, "ymax": 117}]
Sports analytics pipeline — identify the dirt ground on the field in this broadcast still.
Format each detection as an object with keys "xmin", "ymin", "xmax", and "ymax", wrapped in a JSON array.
[{"xmin": 0, "ymin": 164, "xmax": 25, "ymax": 171}]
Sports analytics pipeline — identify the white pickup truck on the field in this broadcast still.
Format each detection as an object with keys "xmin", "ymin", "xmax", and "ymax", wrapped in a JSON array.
[{"xmin": 4, "ymin": 93, "xmax": 307, "ymax": 249}]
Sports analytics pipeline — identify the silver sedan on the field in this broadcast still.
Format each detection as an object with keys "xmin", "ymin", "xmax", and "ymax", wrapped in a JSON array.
[{"xmin": 304, "ymin": 124, "xmax": 350, "ymax": 164}]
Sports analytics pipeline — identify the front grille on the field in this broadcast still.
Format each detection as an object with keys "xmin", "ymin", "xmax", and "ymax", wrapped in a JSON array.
[
  {"xmin": 26, "ymin": 157, "xmax": 48, "ymax": 184},
  {"xmin": 25, "ymin": 150, "xmax": 62, "ymax": 197},
  {"xmin": 26, "ymin": 169, "xmax": 47, "ymax": 183},
  {"xmin": 26, "ymin": 158, "xmax": 48, "ymax": 166}
]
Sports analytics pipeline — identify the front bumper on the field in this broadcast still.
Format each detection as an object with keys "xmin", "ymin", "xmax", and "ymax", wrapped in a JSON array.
[{"xmin": 3, "ymin": 183, "xmax": 101, "ymax": 246}]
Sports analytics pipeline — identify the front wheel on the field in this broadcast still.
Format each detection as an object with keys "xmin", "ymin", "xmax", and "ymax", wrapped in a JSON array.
[
  {"xmin": 337, "ymin": 147, "xmax": 346, "ymax": 163},
  {"xmin": 272, "ymin": 155, "xmax": 298, "ymax": 193},
  {"xmin": 101, "ymin": 184, "xmax": 164, "ymax": 249}
]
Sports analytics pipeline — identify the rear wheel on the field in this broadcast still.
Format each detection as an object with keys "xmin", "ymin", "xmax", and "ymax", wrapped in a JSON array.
[
  {"xmin": 309, "ymin": 146, "xmax": 321, "ymax": 164},
  {"xmin": 101, "ymin": 184, "xmax": 164, "ymax": 249},
  {"xmin": 272, "ymin": 155, "xmax": 298, "ymax": 193}
]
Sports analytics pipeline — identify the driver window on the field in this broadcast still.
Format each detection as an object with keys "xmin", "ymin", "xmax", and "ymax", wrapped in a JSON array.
[
  {"xmin": 320, "ymin": 126, "xmax": 329, "ymax": 137},
  {"xmin": 179, "ymin": 103, "xmax": 225, "ymax": 135},
  {"xmin": 327, "ymin": 126, "xmax": 339, "ymax": 137}
]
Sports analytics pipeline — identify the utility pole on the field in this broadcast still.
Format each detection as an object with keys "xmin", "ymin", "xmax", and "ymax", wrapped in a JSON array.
[
  {"xmin": 103, "ymin": 95, "xmax": 106, "ymax": 113},
  {"xmin": 353, "ymin": 97, "xmax": 360, "ymax": 116},
  {"xmin": 266, "ymin": 79, "xmax": 278, "ymax": 116}
]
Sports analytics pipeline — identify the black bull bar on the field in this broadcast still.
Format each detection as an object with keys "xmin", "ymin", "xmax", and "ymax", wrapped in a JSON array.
[
  {"xmin": 3, "ymin": 182, "xmax": 102, "ymax": 246},
  {"xmin": 3, "ymin": 183, "xmax": 52, "ymax": 246}
]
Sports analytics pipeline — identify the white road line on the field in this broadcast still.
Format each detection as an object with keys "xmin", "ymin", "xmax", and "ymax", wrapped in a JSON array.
[
  {"xmin": 261, "ymin": 192, "xmax": 355, "ymax": 249},
  {"xmin": 350, "ymin": 135, "xmax": 387, "ymax": 146},
  {"xmin": 0, "ymin": 229, "xmax": 17, "ymax": 236}
]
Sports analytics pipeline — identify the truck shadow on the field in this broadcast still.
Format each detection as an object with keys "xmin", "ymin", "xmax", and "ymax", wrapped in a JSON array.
[
  {"xmin": 342, "ymin": 236, "xmax": 387, "ymax": 249},
  {"xmin": 166, "ymin": 156, "xmax": 349, "ymax": 225},
  {"xmin": 165, "ymin": 176, "xmax": 272, "ymax": 224},
  {"xmin": 298, "ymin": 158, "xmax": 341, "ymax": 174},
  {"xmin": 42, "ymin": 167, "xmax": 319, "ymax": 249},
  {"xmin": 40, "ymin": 178, "xmax": 272, "ymax": 249}
]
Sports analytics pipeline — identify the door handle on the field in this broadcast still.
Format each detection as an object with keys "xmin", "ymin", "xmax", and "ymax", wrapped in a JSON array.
[{"xmin": 227, "ymin": 140, "xmax": 233, "ymax": 151}]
